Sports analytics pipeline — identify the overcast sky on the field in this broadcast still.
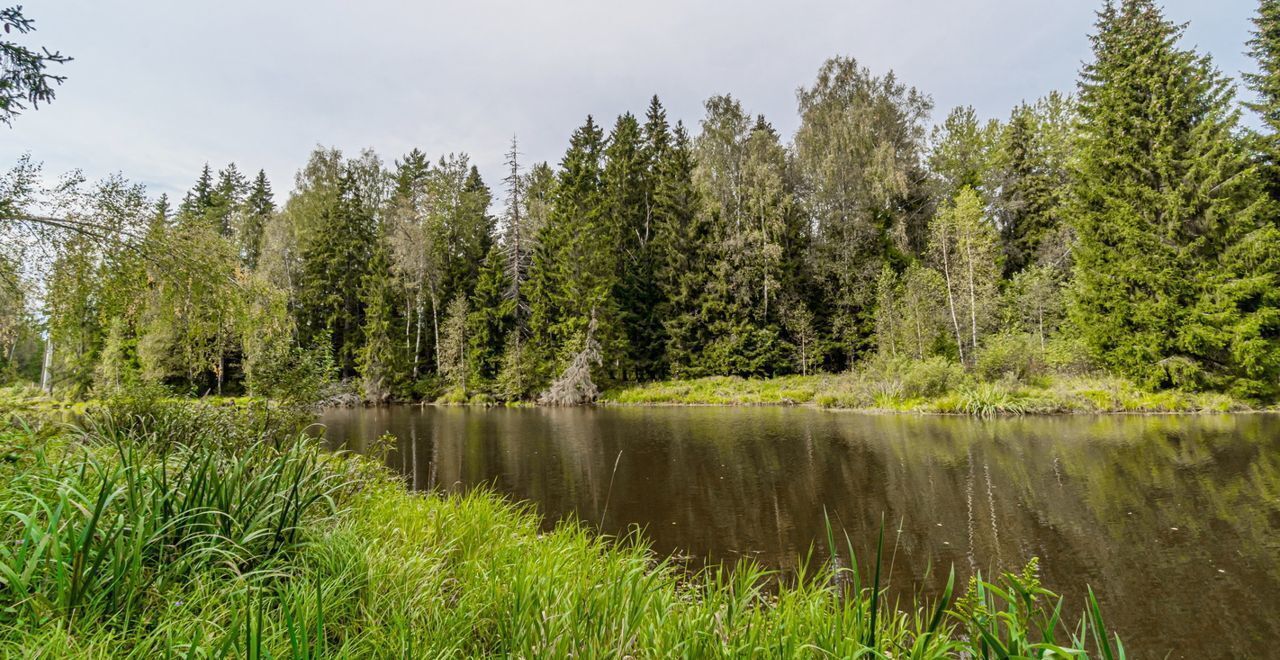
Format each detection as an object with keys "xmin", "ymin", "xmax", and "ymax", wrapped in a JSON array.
[{"xmin": 2, "ymin": 0, "xmax": 1261, "ymax": 205}]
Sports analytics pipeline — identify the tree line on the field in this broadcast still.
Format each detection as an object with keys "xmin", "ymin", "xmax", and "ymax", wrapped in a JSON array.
[{"xmin": 3, "ymin": 0, "xmax": 1280, "ymax": 403}]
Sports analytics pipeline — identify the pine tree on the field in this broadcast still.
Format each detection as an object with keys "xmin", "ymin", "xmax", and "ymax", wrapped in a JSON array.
[{"xmin": 1070, "ymin": 0, "xmax": 1277, "ymax": 394}]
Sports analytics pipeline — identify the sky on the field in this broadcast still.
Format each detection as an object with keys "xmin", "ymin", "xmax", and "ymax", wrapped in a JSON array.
[{"xmin": 2, "ymin": 0, "xmax": 1262, "ymax": 206}]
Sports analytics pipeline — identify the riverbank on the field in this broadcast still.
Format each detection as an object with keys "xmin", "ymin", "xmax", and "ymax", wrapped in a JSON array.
[
  {"xmin": 604, "ymin": 370, "xmax": 1253, "ymax": 414},
  {"xmin": 0, "ymin": 399, "xmax": 1122, "ymax": 657}
]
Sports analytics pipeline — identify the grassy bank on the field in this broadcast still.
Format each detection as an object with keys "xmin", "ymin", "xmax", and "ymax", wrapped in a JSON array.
[
  {"xmin": 605, "ymin": 361, "xmax": 1250, "ymax": 415},
  {"xmin": 0, "ymin": 400, "xmax": 1125, "ymax": 657}
]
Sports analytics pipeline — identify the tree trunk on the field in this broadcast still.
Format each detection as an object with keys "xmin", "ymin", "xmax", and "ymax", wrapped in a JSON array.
[
  {"xmin": 431, "ymin": 293, "xmax": 441, "ymax": 374},
  {"xmin": 964, "ymin": 237, "xmax": 979, "ymax": 360},
  {"xmin": 412, "ymin": 289, "xmax": 424, "ymax": 379},
  {"xmin": 40, "ymin": 337, "xmax": 53, "ymax": 394},
  {"xmin": 940, "ymin": 233, "xmax": 966, "ymax": 366}
]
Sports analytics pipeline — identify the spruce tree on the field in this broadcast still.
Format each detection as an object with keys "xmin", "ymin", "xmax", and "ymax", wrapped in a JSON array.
[
  {"xmin": 1070, "ymin": 0, "xmax": 1277, "ymax": 394},
  {"xmin": 294, "ymin": 150, "xmax": 378, "ymax": 377},
  {"xmin": 178, "ymin": 164, "xmax": 216, "ymax": 224},
  {"xmin": 991, "ymin": 95, "xmax": 1074, "ymax": 275},
  {"xmin": 394, "ymin": 148, "xmax": 431, "ymax": 200},
  {"xmin": 526, "ymin": 116, "xmax": 621, "ymax": 385},
  {"xmin": 652, "ymin": 122, "xmax": 709, "ymax": 377},
  {"xmin": 604, "ymin": 112, "xmax": 662, "ymax": 380},
  {"xmin": 240, "ymin": 170, "xmax": 274, "ymax": 270},
  {"xmin": 210, "ymin": 163, "xmax": 247, "ymax": 236},
  {"xmin": 1246, "ymin": 0, "xmax": 1280, "ymax": 201},
  {"xmin": 357, "ymin": 241, "xmax": 401, "ymax": 402},
  {"xmin": 467, "ymin": 244, "xmax": 513, "ymax": 384}
]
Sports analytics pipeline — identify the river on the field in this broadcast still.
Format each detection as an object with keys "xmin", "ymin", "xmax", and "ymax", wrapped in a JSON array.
[{"xmin": 319, "ymin": 405, "xmax": 1280, "ymax": 658}]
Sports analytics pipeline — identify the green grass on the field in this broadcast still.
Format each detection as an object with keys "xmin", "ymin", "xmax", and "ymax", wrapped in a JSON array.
[
  {"xmin": 605, "ymin": 361, "xmax": 1255, "ymax": 415},
  {"xmin": 0, "ymin": 401, "xmax": 1125, "ymax": 657}
]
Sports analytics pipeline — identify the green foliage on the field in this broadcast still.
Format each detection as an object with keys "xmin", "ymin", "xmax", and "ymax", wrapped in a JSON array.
[
  {"xmin": 527, "ymin": 116, "xmax": 622, "ymax": 387},
  {"xmin": 795, "ymin": 57, "xmax": 932, "ymax": 363},
  {"xmin": 0, "ymin": 408, "xmax": 350, "ymax": 636},
  {"xmin": 977, "ymin": 332, "xmax": 1045, "ymax": 384},
  {"xmin": 293, "ymin": 149, "xmax": 384, "ymax": 379},
  {"xmin": 1246, "ymin": 0, "xmax": 1280, "ymax": 200},
  {"xmin": 989, "ymin": 94, "xmax": 1076, "ymax": 275},
  {"xmin": 953, "ymin": 559, "xmax": 1126, "ymax": 658},
  {"xmin": 0, "ymin": 406, "xmax": 1123, "ymax": 656},
  {"xmin": 1069, "ymin": 0, "xmax": 1279, "ymax": 399},
  {"xmin": 438, "ymin": 294, "xmax": 470, "ymax": 392}
]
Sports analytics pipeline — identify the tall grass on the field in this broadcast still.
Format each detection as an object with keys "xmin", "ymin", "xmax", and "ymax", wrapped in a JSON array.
[
  {"xmin": 0, "ymin": 404, "xmax": 1124, "ymax": 657},
  {"xmin": 0, "ymin": 408, "xmax": 352, "ymax": 636},
  {"xmin": 607, "ymin": 365, "xmax": 1252, "ymax": 415}
]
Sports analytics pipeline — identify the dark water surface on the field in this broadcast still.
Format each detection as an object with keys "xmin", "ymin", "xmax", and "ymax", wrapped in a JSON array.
[{"xmin": 319, "ymin": 405, "xmax": 1280, "ymax": 658}]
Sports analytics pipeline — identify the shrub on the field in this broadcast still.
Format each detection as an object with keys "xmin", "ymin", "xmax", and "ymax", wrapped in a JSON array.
[
  {"xmin": 902, "ymin": 356, "xmax": 969, "ymax": 398},
  {"xmin": 1044, "ymin": 334, "xmax": 1096, "ymax": 375},
  {"xmin": 976, "ymin": 332, "xmax": 1044, "ymax": 383}
]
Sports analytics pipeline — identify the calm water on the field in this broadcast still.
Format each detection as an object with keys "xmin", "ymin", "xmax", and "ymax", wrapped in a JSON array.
[{"xmin": 319, "ymin": 406, "xmax": 1280, "ymax": 658}]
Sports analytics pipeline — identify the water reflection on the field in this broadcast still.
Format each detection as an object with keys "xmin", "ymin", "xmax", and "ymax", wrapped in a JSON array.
[{"xmin": 320, "ymin": 406, "xmax": 1280, "ymax": 658}]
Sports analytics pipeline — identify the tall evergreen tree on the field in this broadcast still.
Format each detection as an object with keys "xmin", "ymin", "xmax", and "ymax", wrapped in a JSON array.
[
  {"xmin": 210, "ymin": 163, "xmax": 247, "ymax": 237},
  {"xmin": 990, "ymin": 94, "xmax": 1075, "ymax": 275},
  {"xmin": 292, "ymin": 149, "xmax": 379, "ymax": 377},
  {"xmin": 240, "ymin": 169, "xmax": 274, "ymax": 270},
  {"xmin": 1246, "ymin": 0, "xmax": 1280, "ymax": 201},
  {"xmin": 527, "ymin": 116, "xmax": 621, "ymax": 385},
  {"xmin": 928, "ymin": 106, "xmax": 999, "ymax": 203},
  {"xmin": 394, "ymin": 148, "xmax": 431, "ymax": 200},
  {"xmin": 653, "ymin": 122, "xmax": 709, "ymax": 377},
  {"xmin": 467, "ymin": 245, "xmax": 514, "ymax": 383},
  {"xmin": 178, "ymin": 164, "xmax": 216, "ymax": 224},
  {"xmin": 1070, "ymin": 0, "xmax": 1279, "ymax": 396},
  {"xmin": 357, "ymin": 239, "xmax": 401, "ymax": 402},
  {"xmin": 605, "ymin": 112, "xmax": 663, "ymax": 380}
]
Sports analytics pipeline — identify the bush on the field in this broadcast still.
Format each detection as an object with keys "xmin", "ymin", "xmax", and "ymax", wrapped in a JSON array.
[
  {"xmin": 1044, "ymin": 334, "xmax": 1096, "ymax": 375},
  {"xmin": 976, "ymin": 332, "xmax": 1044, "ymax": 383},
  {"xmin": 901, "ymin": 356, "xmax": 969, "ymax": 399},
  {"xmin": 437, "ymin": 388, "xmax": 468, "ymax": 405}
]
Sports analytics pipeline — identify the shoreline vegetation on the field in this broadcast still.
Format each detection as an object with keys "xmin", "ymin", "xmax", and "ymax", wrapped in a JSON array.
[
  {"xmin": 0, "ymin": 398, "xmax": 1124, "ymax": 657},
  {"xmin": 603, "ymin": 371, "xmax": 1256, "ymax": 415},
  {"xmin": 5, "ymin": 354, "xmax": 1264, "ymax": 417}
]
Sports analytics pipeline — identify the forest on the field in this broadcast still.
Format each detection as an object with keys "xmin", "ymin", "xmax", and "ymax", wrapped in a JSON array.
[{"xmin": 4, "ymin": 0, "xmax": 1280, "ymax": 407}]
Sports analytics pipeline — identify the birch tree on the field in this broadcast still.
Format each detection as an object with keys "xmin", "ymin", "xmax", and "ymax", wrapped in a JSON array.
[{"xmin": 928, "ymin": 187, "xmax": 1000, "ymax": 365}]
